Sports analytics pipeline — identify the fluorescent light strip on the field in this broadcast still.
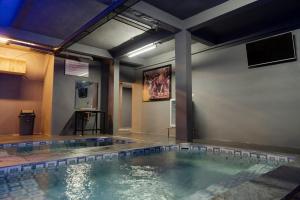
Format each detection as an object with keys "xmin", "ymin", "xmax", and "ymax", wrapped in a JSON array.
[
  {"xmin": 128, "ymin": 43, "xmax": 155, "ymax": 54},
  {"xmin": 127, "ymin": 43, "xmax": 157, "ymax": 57}
]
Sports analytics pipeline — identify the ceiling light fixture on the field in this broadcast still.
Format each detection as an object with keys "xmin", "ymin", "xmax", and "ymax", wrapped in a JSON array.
[
  {"xmin": 0, "ymin": 36, "xmax": 39, "ymax": 47},
  {"xmin": 0, "ymin": 36, "xmax": 51, "ymax": 51},
  {"xmin": 127, "ymin": 43, "xmax": 157, "ymax": 57},
  {"xmin": 0, "ymin": 37, "xmax": 10, "ymax": 44}
]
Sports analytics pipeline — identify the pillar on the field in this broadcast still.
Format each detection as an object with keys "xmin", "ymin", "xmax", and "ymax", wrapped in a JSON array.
[
  {"xmin": 175, "ymin": 30, "xmax": 193, "ymax": 142},
  {"xmin": 107, "ymin": 59, "xmax": 120, "ymax": 134}
]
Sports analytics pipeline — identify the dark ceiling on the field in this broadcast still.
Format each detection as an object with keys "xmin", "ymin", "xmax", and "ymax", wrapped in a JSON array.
[
  {"xmin": 1, "ymin": 0, "xmax": 300, "ymax": 56},
  {"xmin": 0, "ymin": 0, "xmax": 111, "ymax": 46},
  {"xmin": 142, "ymin": 0, "xmax": 228, "ymax": 19},
  {"xmin": 192, "ymin": 0, "xmax": 300, "ymax": 45},
  {"xmin": 12, "ymin": 0, "xmax": 107, "ymax": 39}
]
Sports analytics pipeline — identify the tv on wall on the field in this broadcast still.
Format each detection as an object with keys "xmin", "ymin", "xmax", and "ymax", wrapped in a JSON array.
[{"xmin": 246, "ymin": 32, "xmax": 297, "ymax": 68}]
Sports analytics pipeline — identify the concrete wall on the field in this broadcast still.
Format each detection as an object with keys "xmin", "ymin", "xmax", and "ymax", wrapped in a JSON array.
[
  {"xmin": 120, "ymin": 65, "xmax": 136, "ymax": 83},
  {"xmin": 121, "ymin": 87, "xmax": 132, "ymax": 128},
  {"xmin": 135, "ymin": 29, "xmax": 300, "ymax": 148},
  {"xmin": 52, "ymin": 57, "xmax": 106, "ymax": 135},
  {"xmin": 136, "ymin": 65, "xmax": 176, "ymax": 136},
  {"xmin": 119, "ymin": 65, "xmax": 143, "ymax": 133},
  {"xmin": 192, "ymin": 29, "xmax": 300, "ymax": 148},
  {"xmin": 0, "ymin": 46, "xmax": 51, "ymax": 135},
  {"xmin": 0, "ymin": 74, "xmax": 43, "ymax": 135},
  {"xmin": 131, "ymin": 82, "xmax": 143, "ymax": 133}
]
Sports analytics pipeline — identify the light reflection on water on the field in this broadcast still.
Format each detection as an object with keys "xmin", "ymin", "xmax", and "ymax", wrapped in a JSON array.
[
  {"xmin": 113, "ymin": 165, "xmax": 175, "ymax": 200},
  {"xmin": 65, "ymin": 164, "xmax": 93, "ymax": 200},
  {"xmin": 4, "ymin": 151, "xmax": 278, "ymax": 200}
]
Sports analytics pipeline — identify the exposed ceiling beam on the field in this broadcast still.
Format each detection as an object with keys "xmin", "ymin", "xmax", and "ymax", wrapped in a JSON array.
[
  {"xmin": 131, "ymin": 1, "xmax": 267, "ymax": 47},
  {"xmin": 184, "ymin": 0, "xmax": 259, "ymax": 30},
  {"xmin": 120, "ymin": 56, "xmax": 146, "ymax": 66},
  {"xmin": 130, "ymin": 1, "xmax": 265, "ymax": 32},
  {"xmin": 191, "ymin": 35, "xmax": 215, "ymax": 46},
  {"xmin": 55, "ymin": 0, "xmax": 141, "ymax": 54},
  {"xmin": 109, "ymin": 29, "xmax": 174, "ymax": 58},
  {"xmin": 67, "ymin": 43, "xmax": 112, "ymax": 59},
  {"xmin": 131, "ymin": 1, "xmax": 184, "ymax": 30},
  {"xmin": 120, "ymin": 8, "xmax": 179, "ymax": 33},
  {"xmin": 0, "ymin": 27, "xmax": 57, "ymax": 52}
]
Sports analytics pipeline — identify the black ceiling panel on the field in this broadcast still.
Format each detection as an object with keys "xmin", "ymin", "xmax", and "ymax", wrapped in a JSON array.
[
  {"xmin": 192, "ymin": 0, "xmax": 300, "ymax": 45},
  {"xmin": 0, "ymin": 0, "xmax": 116, "ymax": 47},
  {"xmin": 11, "ymin": 0, "xmax": 108, "ymax": 39},
  {"xmin": 143, "ymin": 0, "xmax": 228, "ymax": 19}
]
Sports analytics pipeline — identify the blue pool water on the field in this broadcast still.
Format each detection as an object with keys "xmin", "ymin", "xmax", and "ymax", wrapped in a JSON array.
[
  {"xmin": 1, "ymin": 138, "xmax": 130, "ymax": 156},
  {"xmin": 0, "ymin": 151, "xmax": 279, "ymax": 200}
]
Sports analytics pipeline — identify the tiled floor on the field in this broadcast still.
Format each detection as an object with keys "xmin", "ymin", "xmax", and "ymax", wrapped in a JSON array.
[
  {"xmin": 0, "ymin": 132, "xmax": 176, "ymax": 144},
  {"xmin": 0, "ymin": 132, "xmax": 176, "ymax": 168},
  {"xmin": 0, "ymin": 134, "xmax": 109, "ymax": 144}
]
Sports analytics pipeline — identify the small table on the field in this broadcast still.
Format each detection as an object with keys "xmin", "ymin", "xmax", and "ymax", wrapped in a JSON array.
[{"xmin": 74, "ymin": 110, "xmax": 105, "ymax": 135}]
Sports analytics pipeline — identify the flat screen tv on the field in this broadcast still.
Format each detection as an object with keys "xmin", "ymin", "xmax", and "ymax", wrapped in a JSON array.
[{"xmin": 246, "ymin": 32, "xmax": 297, "ymax": 68}]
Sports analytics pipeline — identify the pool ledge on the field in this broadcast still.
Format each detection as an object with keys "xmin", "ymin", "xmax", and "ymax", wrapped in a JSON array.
[{"xmin": 0, "ymin": 142, "xmax": 295, "ymax": 176}]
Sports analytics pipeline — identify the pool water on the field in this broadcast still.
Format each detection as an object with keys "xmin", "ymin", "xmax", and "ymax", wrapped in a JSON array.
[
  {"xmin": 1, "ymin": 138, "xmax": 128, "ymax": 156},
  {"xmin": 0, "ymin": 151, "xmax": 279, "ymax": 200}
]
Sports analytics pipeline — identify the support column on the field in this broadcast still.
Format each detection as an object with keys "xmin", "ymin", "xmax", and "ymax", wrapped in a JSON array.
[
  {"xmin": 113, "ymin": 59, "xmax": 120, "ymax": 134},
  {"xmin": 175, "ymin": 30, "xmax": 193, "ymax": 142},
  {"xmin": 107, "ymin": 59, "xmax": 120, "ymax": 134}
]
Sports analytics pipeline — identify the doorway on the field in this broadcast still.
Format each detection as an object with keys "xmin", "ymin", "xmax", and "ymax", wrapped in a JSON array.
[{"xmin": 119, "ymin": 82, "xmax": 132, "ymax": 131}]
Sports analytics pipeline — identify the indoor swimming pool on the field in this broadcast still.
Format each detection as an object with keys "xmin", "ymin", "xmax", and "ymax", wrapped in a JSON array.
[
  {"xmin": 0, "ymin": 137, "xmax": 132, "ymax": 156},
  {"xmin": 0, "ymin": 148, "xmax": 289, "ymax": 200}
]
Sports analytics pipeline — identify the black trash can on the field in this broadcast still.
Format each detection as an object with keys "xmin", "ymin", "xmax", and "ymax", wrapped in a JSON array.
[{"xmin": 19, "ymin": 110, "xmax": 35, "ymax": 135}]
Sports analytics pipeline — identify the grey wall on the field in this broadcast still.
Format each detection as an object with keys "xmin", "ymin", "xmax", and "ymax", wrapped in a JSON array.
[
  {"xmin": 192, "ymin": 29, "xmax": 300, "ymax": 148},
  {"xmin": 52, "ymin": 57, "xmax": 107, "ymax": 135},
  {"xmin": 137, "ymin": 29, "xmax": 300, "ymax": 148},
  {"xmin": 120, "ymin": 65, "xmax": 136, "ymax": 83},
  {"xmin": 121, "ymin": 87, "xmax": 132, "ymax": 128},
  {"xmin": 136, "ymin": 65, "xmax": 176, "ymax": 136}
]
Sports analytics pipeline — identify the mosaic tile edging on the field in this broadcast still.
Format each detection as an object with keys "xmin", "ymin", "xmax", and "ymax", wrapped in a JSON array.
[
  {"xmin": 0, "ymin": 143, "xmax": 295, "ymax": 176},
  {"xmin": 179, "ymin": 143, "xmax": 296, "ymax": 164},
  {"xmin": 0, "ymin": 137, "xmax": 132, "ymax": 150}
]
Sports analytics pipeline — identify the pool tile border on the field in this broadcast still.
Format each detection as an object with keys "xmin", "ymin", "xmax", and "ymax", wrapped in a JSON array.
[
  {"xmin": 0, "ymin": 137, "xmax": 132, "ymax": 150},
  {"xmin": 0, "ymin": 143, "xmax": 296, "ymax": 176}
]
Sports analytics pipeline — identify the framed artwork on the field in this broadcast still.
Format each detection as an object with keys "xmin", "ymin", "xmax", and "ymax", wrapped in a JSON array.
[{"xmin": 143, "ymin": 65, "xmax": 171, "ymax": 102}]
